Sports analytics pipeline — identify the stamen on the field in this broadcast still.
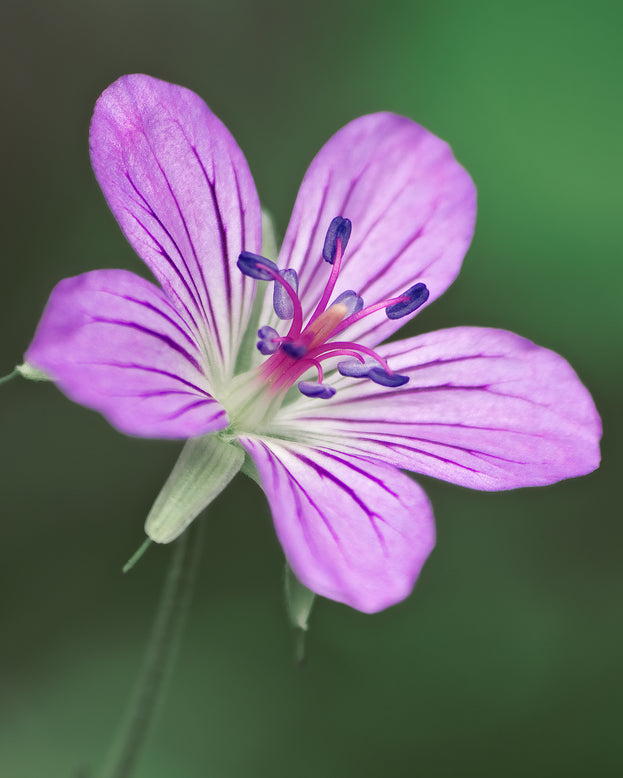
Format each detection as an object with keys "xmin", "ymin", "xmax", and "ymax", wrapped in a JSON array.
[
  {"xmin": 367, "ymin": 367, "xmax": 410, "ymax": 387},
  {"xmin": 331, "ymin": 290, "xmax": 364, "ymax": 316},
  {"xmin": 282, "ymin": 341, "xmax": 307, "ymax": 358},
  {"xmin": 337, "ymin": 358, "xmax": 378, "ymax": 378},
  {"xmin": 309, "ymin": 341, "xmax": 392, "ymax": 374},
  {"xmin": 273, "ymin": 268, "xmax": 299, "ymax": 320},
  {"xmin": 310, "ymin": 359, "xmax": 325, "ymax": 383},
  {"xmin": 337, "ymin": 358, "xmax": 409, "ymax": 386},
  {"xmin": 246, "ymin": 217, "xmax": 420, "ymax": 404},
  {"xmin": 238, "ymin": 252, "xmax": 304, "ymax": 337},
  {"xmin": 322, "ymin": 217, "xmax": 352, "ymax": 264},
  {"xmin": 385, "ymin": 283, "xmax": 430, "ymax": 319},
  {"xmin": 298, "ymin": 381, "xmax": 336, "ymax": 400},
  {"xmin": 330, "ymin": 282, "xmax": 430, "ymax": 338},
  {"xmin": 237, "ymin": 252, "xmax": 279, "ymax": 280},
  {"xmin": 319, "ymin": 350, "xmax": 366, "ymax": 367},
  {"xmin": 256, "ymin": 326, "xmax": 280, "ymax": 355},
  {"xmin": 309, "ymin": 218, "xmax": 350, "ymax": 324}
]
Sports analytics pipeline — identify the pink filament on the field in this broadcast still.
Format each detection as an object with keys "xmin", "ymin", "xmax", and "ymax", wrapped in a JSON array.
[
  {"xmin": 329, "ymin": 293, "xmax": 410, "ymax": 339},
  {"xmin": 307, "ymin": 238, "xmax": 344, "ymax": 325},
  {"xmin": 307, "ymin": 341, "xmax": 392, "ymax": 374}
]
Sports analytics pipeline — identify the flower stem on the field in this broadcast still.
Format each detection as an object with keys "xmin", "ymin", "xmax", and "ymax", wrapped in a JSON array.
[
  {"xmin": 98, "ymin": 520, "xmax": 203, "ymax": 778},
  {"xmin": 0, "ymin": 368, "xmax": 19, "ymax": 385}
]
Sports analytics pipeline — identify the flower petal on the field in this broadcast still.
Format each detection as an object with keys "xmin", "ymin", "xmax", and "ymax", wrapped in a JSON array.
[
  {"xmin": 274, "ymin": 327, "xmax": 602, "ymax": 490},
  {"xmin": 276, "ymin": 113, "xmax": 476, "ymax": 346},
  {"xmin": 90, "ymin": 74, "xmax": 262, "ymax": 379},
  {"xmin": 25, "ymin": 269, "xmax": 227, "ymax": 438},
  {"xmin": 239, "ymin": 436, "xmax": 435, "ymax": 613}
]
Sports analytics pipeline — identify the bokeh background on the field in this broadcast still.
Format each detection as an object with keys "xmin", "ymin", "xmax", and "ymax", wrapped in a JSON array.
[{"xmin": 1, "ymin": 0, "xmax": 620, "ymax": 776}]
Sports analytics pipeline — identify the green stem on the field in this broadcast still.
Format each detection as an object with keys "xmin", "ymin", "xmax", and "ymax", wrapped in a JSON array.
[
  {"xmin": 0, "ymin": 368, "xmax": 19, "ymax": 386},
  {"xmin": 98, "ymin": 521, "xmax": 203, "ymax": 778}
]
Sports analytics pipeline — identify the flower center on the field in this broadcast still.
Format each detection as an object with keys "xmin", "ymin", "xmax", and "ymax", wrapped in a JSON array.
[{"xmin": 236, "ymin": 216, "xmax": 429, "ymax": 405}]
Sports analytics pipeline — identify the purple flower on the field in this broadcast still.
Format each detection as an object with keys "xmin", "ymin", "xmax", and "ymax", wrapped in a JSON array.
[{"xmin": 25, "ymin": 75, "xmax": 601, "ymax": 613}]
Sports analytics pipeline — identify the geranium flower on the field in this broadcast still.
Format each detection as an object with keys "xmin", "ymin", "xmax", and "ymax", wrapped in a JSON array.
[{"xmin": 24, "ymin": 75, "xmax": 601, "ymax": 613}]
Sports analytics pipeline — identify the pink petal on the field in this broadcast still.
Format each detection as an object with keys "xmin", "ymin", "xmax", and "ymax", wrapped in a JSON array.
[
  {"xmin": 276, "ymin": 327, "xmax": 601, "ymax": 490},
  {"xmin": 26, "ymin": 269, "xmax": 227, "ymax": 438},
  {"xmin": 90, "ymin": 74, "xmax": 262, "ymax": 378},
  {"xmin": 277, "ymin": 113, "xmax": 476, "ymax": 346},
  {"xmin": 239, "ymin": 436, "xmax": 435, "ymax": 613}
]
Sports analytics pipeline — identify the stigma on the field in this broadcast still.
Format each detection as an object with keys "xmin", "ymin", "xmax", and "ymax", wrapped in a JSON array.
[{"xmin": 237, "ymin": 216, "xmax": 429, "ymax": 400}]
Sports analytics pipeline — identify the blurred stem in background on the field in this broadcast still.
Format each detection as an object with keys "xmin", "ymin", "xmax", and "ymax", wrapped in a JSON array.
[{"xmin": 98, "ymin": 520, "xmax": 204, "ymax": 778}]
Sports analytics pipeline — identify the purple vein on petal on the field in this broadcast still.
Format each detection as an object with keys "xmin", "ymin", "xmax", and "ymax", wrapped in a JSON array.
[
  {"xmin": 232, "ymin": 166, "xmax": 247, "ymax": 252},
  {"xmin": 344, "ymin": 177, "xmax": 413, "ymax": 258},
  {"xmin": 259, "ymin": 440, "xmax": 346, "ymax": 556},
  {"xmin": 232, "ymin": 166, "xmax": 249, "ymax": 303},
  {"xmin": 322, "ymin": 383, "xmax": 496, "ymax": 409},
  {"xmin": 99, "ymin": 290, "xmax": 199, "ymax": 349},
  {"xmin": 125, "ymin": 208, "xmax": 203, "ymax": 334},
  {"xmin": 333, "ymin": 171, "xmax": 363, "ymax": 225},
  {"xmin": 350, "ymin": 249, "xmax": 446, "ymax": 344},
  {"xmin": 151, "ymin": 160, "xmax": 214, "ymax": 330},
  {"xmin": 78, "ymin": 361, "xmax": 212, "ymax": 395},
  {"xmin": 353, "ymin": 438, "xmax": 483, "ymax": 474},
  {"xmin": 298, "ymin": 416, "xmax": 535, "ymax": 437},
  {"xmin": 114, "ymin": 389, "xmax": 204, "ymax": 399},
  {"xmin": 190, "ymin": 146, "xmax": 232, "ymax": 310},
  {"xmin": 294, "ymin": 450, "xmax": 388, "ymax": 554},
  {"xmin": 127, "ymin": 188, "xmax": 206, "ymax": 332},
  {"xmin": 315, "ymin": 448, "xmax": 399, "ymax": 500},
  {"xmin": 326, "ymin": 354, "xmax": 508, "ymax": 391},
  {"xmin": 129, "ymin": 154, "xmax": 227, "ymax": 365},
  {"xmin": 164, "ymin": 397, "xmax": 219, "ymax": 421},
  {"xmin": 124, "ymin": 174, "xmax": 207, "ymax": 318},
  {"xmin": 87, "ymin": 317, "xmax": 203, "ymax": 372},
  {"xmin": 292, "ymin": 175, "xmax": 332, "ymax": 300},
  {"xmin": 355, "ymin": 435, "xmax": 530, "ymax": 467},
  {"xmin": 355, "ymin": 217, "xmax": 430, "ymax": 298},
  {"xmin": 260, "ymin": 441, "xmax": 320, "ymax": 554}
]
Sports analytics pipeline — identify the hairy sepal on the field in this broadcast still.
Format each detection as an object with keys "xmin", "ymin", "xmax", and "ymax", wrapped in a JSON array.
[{"xmin": 146, "ymin": 433, "xmax": 244, "ymax": 543}]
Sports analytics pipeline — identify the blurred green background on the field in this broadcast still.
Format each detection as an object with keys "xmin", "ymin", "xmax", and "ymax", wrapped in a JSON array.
[{"xmin": 1, "ymin": 0, "xmax": 620, "ymax": 776}]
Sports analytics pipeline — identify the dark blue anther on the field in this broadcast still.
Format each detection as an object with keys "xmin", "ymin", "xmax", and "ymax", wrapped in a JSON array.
[
  {"xmin": 385, "ymin": 283, "xmax": 430, "ymax": 320},
  {"xmin": 237, "ymin": 252, "xmax": 279, "ymax": 281},
  {"xmin": 331, "ymin": 289, "xmax": 364, "ymax": 316},
  {"xmin": 273, "ymin": 268, "xmax": 299, "ymax": 320},
  {"xmin": 298, "ymin": 381, "xmax": 336, "ymax": 400},
  {"xmin": 256, "ymin": 326, "xmax": 280, "ymax": 355},
  {"xmin": 322, "ymin": 216, "xmax": 352, "ymax": 264},
  {"xmin": 367, "ymin": 367, "xmax": 410, "ymax": 387},
  {"xmin": 282, "ymin": 341, "xmax": 307, "ymax": 359},
  {"xmin": 337, "ymin": 358, "xmax": 377, "ymax": 378}
]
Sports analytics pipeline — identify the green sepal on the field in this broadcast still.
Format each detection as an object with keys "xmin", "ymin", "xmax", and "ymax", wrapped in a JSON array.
[
  {"xmin": 145, "ymin": 434, "xmax": 244, "ymax": 543},
  {"xmin": 16, "ymin": 362, "xmax": 51, "ymax": 381},
  {"xmin": 285, "ymin": 562, "xmax": 316, "ymax": 632},
  {"xmin": 285, "ymin": 563, "xmax": 316, "ymax": 665}
]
